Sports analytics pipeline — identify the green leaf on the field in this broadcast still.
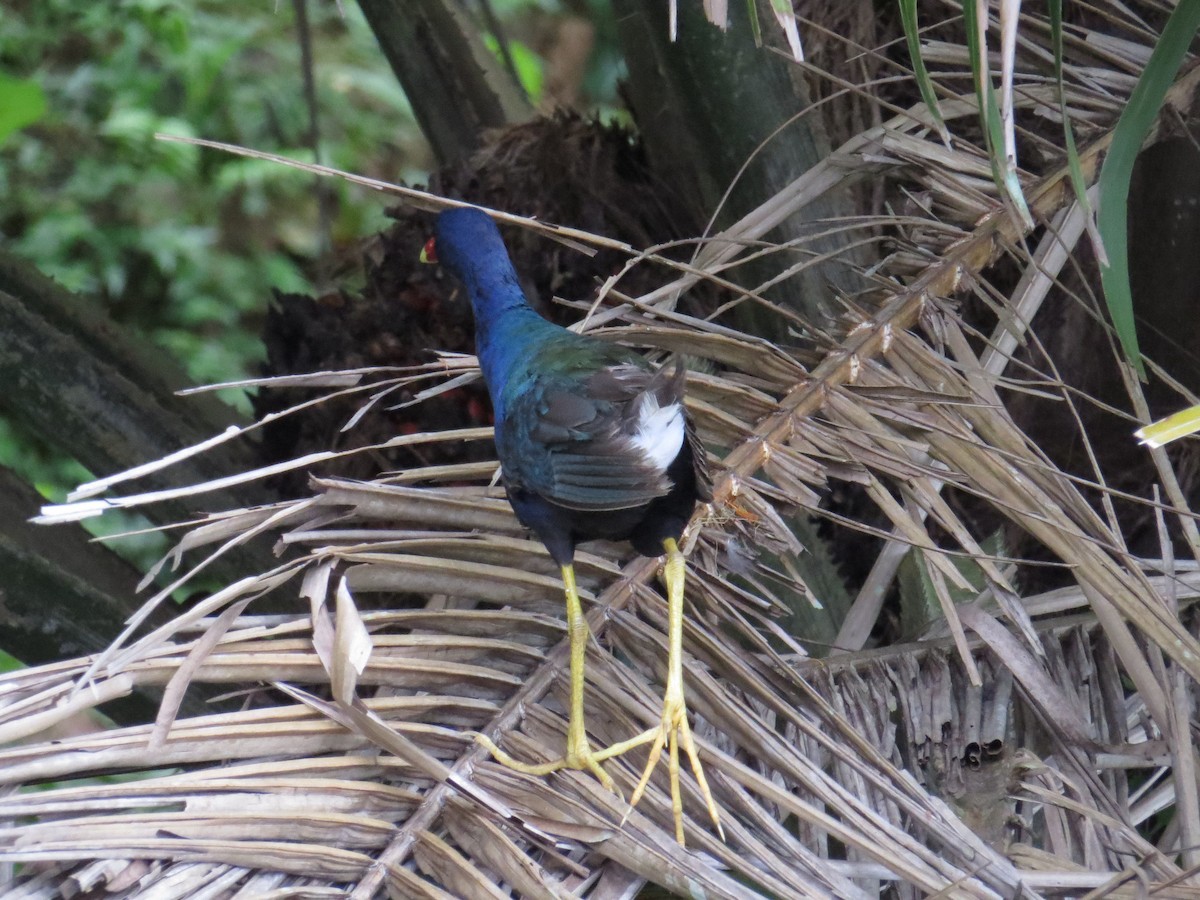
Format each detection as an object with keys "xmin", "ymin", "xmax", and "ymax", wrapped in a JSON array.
[
  {"xmin": 898, "ymin": 0, "xmax": 950, "ymax": 146},
  {"xmin": 482, "ymin": 35, "xmax": 543, "ymax": 105},
  {"xmin": 1097, "ymin": 0, "xmax": 1200, "ymax": 380},
  {"xmin": 745, "ymin": 0, "xmax": 763, "ymax": 46},
  {"xmin": 961, "ymin": 0, "xmax": 1032, "ymax": 229},
  {"xmin": 1135, "ymin": 404, "xmax": 1200, "ymax": 448},
  {"xmin": 0, "ymin": 72, "xmax": 46, "ymax": 145},
  {"xmin": 1048, "ymin": 0, "xmax": 1101, "ymax": 262},
  {"xmin": 898, "ymin": 531, "xmax": 1005, "ymax": 637}
]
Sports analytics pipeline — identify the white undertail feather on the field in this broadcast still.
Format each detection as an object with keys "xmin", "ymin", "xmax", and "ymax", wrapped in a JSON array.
[{"xmin": 631, "ymin": 394, "xmax": 685, "ymax": 472}]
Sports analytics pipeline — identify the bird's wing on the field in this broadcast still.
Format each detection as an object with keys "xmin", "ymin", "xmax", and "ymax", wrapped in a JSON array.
[{"xmin": 499, "ymin": 359, "xmax": 690, "ymax": 512}]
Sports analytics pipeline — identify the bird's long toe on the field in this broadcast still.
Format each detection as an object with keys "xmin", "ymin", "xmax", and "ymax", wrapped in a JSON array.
[
  {"xmin": 606, "ymin": 690, "xmax": 722, "ymax": 846},
  {"xmin": 475, "ymin": 732, "xmax": 620, "ymax": 796}
]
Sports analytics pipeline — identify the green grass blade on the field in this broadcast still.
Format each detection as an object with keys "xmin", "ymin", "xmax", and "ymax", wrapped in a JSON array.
[
  {"xmin": 961, "ymin": 0, "xmax": 990, "ymax": 149},
  {"xmin": 961, "ymin": 0, "xmax": 1033, "ymax": 229},
  {"xmin": 986, "ymin": 85, "xmax": 1034, "ymax": 228},
  {"xmin": 1098, "ymin": 0, "xmax": 1200, "ymax": 380},
  {"xmin": 1048, "ymin": 0, "xmax": 1101, "ymax": 262},
  {"xmin": 745, "ymin": 0, "xmax": 762, "ymax": 46},
  {"xmin": 899, "ymin": 0, "xmax": 951, "ymax": 146},
  {"xmin": 1136, "ymin": 404, "xmax": 1200, "ymax": 448}
]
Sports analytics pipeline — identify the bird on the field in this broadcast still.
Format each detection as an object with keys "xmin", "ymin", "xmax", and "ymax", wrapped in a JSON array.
[{"xmin": 421, "ymin": 206, "xmax": 720, "ymax": 844}]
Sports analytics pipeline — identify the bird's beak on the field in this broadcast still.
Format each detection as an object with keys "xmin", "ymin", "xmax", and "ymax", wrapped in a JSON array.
[{"xmin": 419, "ymin": 237, "xmax": 438, "ymax": 264}]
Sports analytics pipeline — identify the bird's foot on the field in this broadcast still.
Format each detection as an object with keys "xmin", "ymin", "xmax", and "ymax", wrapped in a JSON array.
[
  {"xmin": 475, "ymin": 730, "xmax": 619, "ymax": 796},
  {"xmin": 474, "ymin": 560, "xmax": 624, "ymax": 798},
  {"xmin": 603, "ymin": 682, "xmax": 723, "ymax": 845}
]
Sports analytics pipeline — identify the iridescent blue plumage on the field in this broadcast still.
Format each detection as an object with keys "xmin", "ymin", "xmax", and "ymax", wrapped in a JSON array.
[
  {"xmin": 432, "ymin": 207, "xmax": 706, "ymax": 565},
  {"xmin": 427, "ymin": 208, "xmax": 561, "ymax": 421},
  {"xmin": 428, "ymin": 206, "xmax": 721, "ymax": 845}
]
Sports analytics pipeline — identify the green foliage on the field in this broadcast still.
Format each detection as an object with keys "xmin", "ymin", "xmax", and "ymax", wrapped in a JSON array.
[
  {"xmin": 0, "ymin": 1, "xmax": 422, "ymax": 402},
  {"xmin": 1048, "ymin": 0, "xmax": 1097, "ymax": 256},
  {"xmin": 960, "ymin": 0, "xmax": 1033, "ymax": 230},
  {"xmin": 0, "ymin": 1, "xmax": 433, "ymax": 584},
  {"xmin": 0, "ymin": 418, "xmax": 171, "ymax": 578},
  {"xmin": 1098, "ymin": 0, "xmax": 1200, "ymax": 380},
  {"xmin": 483, "ymin": 34, "xmax": 545, "ymax": 104},
  {"xmin": 0, "ymin": 72, "xmax": 46, "ymax": 144},
  {"xmin": 898, "ymin": 531, "xmax": 1006, "ymax": 639},
  {"xmin": 0, "ymin": 648, "xmax": 24, "ymax": 674},
  {"xmin": 477, "ymin": 0, "xmax": 627, "ymax": 119},
  {"xmin": 0, "ymin": 419, "xmax": 89, "ymax": 504},
  {"xmin": 897, "ymin": 0, "xmax": 949, "ymax": 146},
  {"xmin": 0, "ymin": 0, "xmax": 424, "ymax": 509}
]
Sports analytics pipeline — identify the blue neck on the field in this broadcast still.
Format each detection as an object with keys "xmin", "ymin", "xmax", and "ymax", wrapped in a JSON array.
[
  {"xmin": 432, "ymin": 208, "xmax": 567, "ymax": 421},
  {"xmin": 475, "ymin": 303, "xmax": 548, "ymax": 402},
  {"xmin": 460, "ymin": 261, "xmax": 557, "ymax": 421}
]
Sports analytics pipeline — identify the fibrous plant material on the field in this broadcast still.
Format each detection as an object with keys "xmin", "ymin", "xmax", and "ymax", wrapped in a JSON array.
[{"xmin": 4, "ymin": 3, "xmax": 1200, "ymax": 897}]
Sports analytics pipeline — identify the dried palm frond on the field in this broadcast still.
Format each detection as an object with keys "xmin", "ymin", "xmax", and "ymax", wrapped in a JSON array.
[{"xmin": 4, "ymin": 3, "xmax": 1200, "ymax": 897}]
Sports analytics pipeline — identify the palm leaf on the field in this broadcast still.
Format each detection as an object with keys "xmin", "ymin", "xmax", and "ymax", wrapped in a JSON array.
[{"xmin": 5, "ymin": 2, "xmax": 1200, "ymax": 895}]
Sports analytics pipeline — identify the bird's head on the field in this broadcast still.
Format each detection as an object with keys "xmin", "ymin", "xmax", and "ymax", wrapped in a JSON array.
[
  {"xmin": 421, "ymin": 207, "xmax": 531, "ymax": 333},
  {"xmin": 423, "ymin": 207, "xmax": 512, "ymax": 286}
]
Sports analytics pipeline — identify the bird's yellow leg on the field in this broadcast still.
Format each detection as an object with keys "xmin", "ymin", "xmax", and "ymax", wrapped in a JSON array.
[
  {"xmin": 598, "ymin": 538, "xmax": 723, "ymax": 845},
  {"xmin": 475, "ymin": 563, "xmax": 617, "ymax": 793},
  {"xmin": 476, "ymin": 548, "xmax": 723, "ymax": 845}
]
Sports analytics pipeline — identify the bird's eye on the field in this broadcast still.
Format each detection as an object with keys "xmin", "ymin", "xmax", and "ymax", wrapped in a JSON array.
[{"xmin": 419, "ymin": 236, "xmax": 438, "ymax": 264}]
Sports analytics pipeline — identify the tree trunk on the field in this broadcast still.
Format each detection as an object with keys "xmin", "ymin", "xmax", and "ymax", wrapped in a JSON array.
[
  {"xmin": 0, "ymin": 467, "xmax": 205, "ymax": 722},
  {"xmin": 613, "ymin": 0, "xmax": 867, "ymax": 332},
  {"xmin": 357, "ymin": 0, "xmax": 533, "ymax": 166},
  {"xmin": 0, "ymin": 251, "xmax": 294, "ymax": 623},
  {"xmin": 0, "ymin": 257, "xmax": 267, "ymax": 521}
]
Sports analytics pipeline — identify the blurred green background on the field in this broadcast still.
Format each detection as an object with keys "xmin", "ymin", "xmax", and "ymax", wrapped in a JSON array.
[
  {"xmin": 0, "ymin": 0, "xmax": 623, "ymax": 577},
  {"xmin": 0, "ymin": 0, "xmax": 627, "ymax": 495}
]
